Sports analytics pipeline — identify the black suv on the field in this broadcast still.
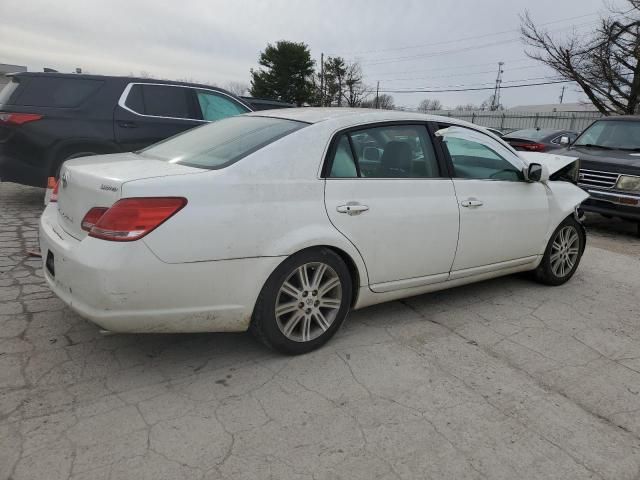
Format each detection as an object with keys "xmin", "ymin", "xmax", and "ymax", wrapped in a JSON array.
[
  {"xmin": 562, "ymin": 116, "xmax": 640, "ymax": 230},
  {"xmin": 0, "ymin": 72, "xmax": 252, "ymax": 187}
]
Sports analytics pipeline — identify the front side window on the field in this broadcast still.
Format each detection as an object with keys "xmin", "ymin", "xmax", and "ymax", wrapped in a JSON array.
[
  {"xmin": 139, "ymin": 116, "xmax": 305, "ymax": 169},
  {"xmin": 195, "ymin": 90, "xmax": 249, "ymax": 121},
  {"xmin": 438, "ymin": 126, "xmax": 524, "ymax": 181},
  {"xmin": 329, "ymin": 124, "xmax": 439, "ymax": 178}
]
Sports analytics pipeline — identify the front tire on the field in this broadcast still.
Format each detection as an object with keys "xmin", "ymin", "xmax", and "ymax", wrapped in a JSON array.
[
  {"xmin": 533, "ymin": 216, "xmax": 585, "ymax": 286},
  {"xmin": 251, "ymin": 248, "xmax": 352, "ymax": 355}
]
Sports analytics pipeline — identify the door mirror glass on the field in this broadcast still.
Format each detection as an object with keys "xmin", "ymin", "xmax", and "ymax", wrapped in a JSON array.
[
  {"xmin": 527, "ymin": 163, "xmax": 543, "ymax": 182},
  {"xmin": 559, "ymin": 135, "xmax": 571, "ymax": 145}
]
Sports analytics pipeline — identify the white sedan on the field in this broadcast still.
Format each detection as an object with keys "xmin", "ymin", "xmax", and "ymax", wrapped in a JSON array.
[{"xmin": 40, "ymin": 109, "xmax": 588, "ymax": 354}]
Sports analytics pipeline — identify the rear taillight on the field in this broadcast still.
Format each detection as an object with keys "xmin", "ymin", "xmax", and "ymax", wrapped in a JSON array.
[
  {"xmin": 49, "ymin": 179, "xmax": 60, "ymax": 202},
  {"xmin": 0, "ymin": 112, "xmax": 43, "ymax": 125},
  {"xmin": 518, "ymin": 143, "xmax": 546, "ymax": 152},
  {"xmin": 88, "ymin": 197, "xmax": 187, "ymax": 241},
  {"xmin": 81, "ymin": 207, "xmax": 109, "ymax": 231}
]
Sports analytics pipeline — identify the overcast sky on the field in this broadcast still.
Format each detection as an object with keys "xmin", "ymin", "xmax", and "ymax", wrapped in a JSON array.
[{"xmin": 0, "ymin": 0, "xmax": 622, "ymax": 109}]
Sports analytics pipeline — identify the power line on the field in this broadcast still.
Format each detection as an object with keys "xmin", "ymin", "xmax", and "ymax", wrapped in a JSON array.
[
  {"xmin": 379, "ymin": 79, "xmax": 573, "ymax": 94},
  {"xmin": 332, "ymin": 11, "xmax": 603, "ymax": 57},
  {"xmin": 377, "ymin": 64, "xmax": 543, "ymax": 82},
  {"xmin": 360, "ymin": 20, "xmax": 597, "ymax": 66}
]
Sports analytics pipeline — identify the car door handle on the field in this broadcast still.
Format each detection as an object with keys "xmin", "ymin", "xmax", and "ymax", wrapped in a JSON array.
[
  {"xmin": 461, "ymin": 199, "xmax": 484, "ymax": 207},
  {"xmin": 337, "ymin": 203, "xmax": 369, "ymax": 215},
  {"xmin": 118, "ymin": 121, "xmax": 137, "ymax": 128}
]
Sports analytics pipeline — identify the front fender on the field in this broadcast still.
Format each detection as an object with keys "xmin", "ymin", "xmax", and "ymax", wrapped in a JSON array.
[{"xmin": 544, "ymin": 181, "xmax": 589, "ymax": 243}]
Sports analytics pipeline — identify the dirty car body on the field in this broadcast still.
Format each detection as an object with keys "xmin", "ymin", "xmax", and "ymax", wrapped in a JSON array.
[{"xmin": 39, "ymin": 108, "xmax": 588, "ymax": 353}]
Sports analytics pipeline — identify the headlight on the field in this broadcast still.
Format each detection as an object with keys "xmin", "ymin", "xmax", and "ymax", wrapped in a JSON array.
[{"xmin": 616, "ymin": 175, "xmax": 640, "ymax": 192}]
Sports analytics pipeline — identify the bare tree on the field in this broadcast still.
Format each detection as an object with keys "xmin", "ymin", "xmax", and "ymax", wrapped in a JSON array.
[
  {"xmin": 454, "ymin": 103, "xmax": 479, "ymax": 111},
  {"xmin": 417, "ymin": 98, "xmax": 443, "ymax": 112},
  {"xmin": 343, "ymin": 62, "xmax": 372, "ymax": 107},
  {"xmin": 521, "ymin": 1, "xmax": 640, "ymax": 115},
  {"xmin": 362, "ymin": 94, "xmax": 395, "ymax": 110},
  {"xmin": 225, "ymin": 81, "xmax": 249, "ymax": 96}
]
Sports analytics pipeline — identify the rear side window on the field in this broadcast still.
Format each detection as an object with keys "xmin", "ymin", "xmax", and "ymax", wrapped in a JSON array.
[
  {"xmin": 5, "ymin": 77, "xmax": 103, "ymax": 107},
  {"xmin": 328, "ymin": 124, "xmax": 440, "ymax": 178},
  {"xmin": 139, "ymin": 85, "xmax": 195, "ymax": 119},
  {"xmin": 139, "ymin": 116, "xmax": 306, "ymax": 169}
]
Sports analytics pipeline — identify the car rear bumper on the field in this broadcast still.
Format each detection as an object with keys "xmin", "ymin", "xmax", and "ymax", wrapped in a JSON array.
[
  {"xmin": 581, "ymin": 188, "xmax": 640, "ymax": 221},
  {"xmin": 0, "ymin": 153, "xmax": 49, "ymax": 187},
  {"xmin": 39, "ymin": 205, "xmax": 284, "ymax": 333}
]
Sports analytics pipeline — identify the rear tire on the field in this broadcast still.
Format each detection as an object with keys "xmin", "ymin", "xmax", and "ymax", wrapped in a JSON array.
[
  {"xmin": 250, "ymin": 248, "xmax": 352, "ymax": 355},
  {"xmin": 533, "ymin": 216, "xmax": 585, "ymax": 286}
]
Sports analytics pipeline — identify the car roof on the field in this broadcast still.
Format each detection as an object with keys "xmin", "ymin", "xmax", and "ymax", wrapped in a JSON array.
[
  {"xmin": 248, "ymin": 107, "xmax": 473, "ymax": 128},
  {"xmin": 9, "ymin": 72, "xmax": 236, "ymax": 95}
]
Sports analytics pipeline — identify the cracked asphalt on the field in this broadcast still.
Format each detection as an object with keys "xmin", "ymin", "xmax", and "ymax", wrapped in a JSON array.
[{"xmin": 1, "ymin": 181, "xmax": 640, "ymax": 480}]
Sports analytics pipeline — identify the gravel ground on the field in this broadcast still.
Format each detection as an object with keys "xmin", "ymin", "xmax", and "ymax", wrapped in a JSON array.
[{"xmin": 1, "ymin": 182, "xmax": 640, "ymax": 480}]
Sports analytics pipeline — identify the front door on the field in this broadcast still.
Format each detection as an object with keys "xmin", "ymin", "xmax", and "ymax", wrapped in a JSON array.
[
  {"xmin": 323, "ymin": 123, "xmax": 460, "ymax": 291},
  {"xmin": 435, "ymin": 125, "xmax": 550, "ymax": 272}
]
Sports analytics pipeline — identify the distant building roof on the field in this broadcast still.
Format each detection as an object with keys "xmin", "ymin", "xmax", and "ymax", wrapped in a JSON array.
[
  {"xmin": 508, "ymin": 102, "xmax": 598, "ymax": 113},
  {"xmin": 0, "ymin": 63, "xmax": 27, "ymax": 75}
]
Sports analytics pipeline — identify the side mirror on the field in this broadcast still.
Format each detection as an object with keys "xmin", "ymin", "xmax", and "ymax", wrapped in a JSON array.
[
  {"xmin": 363, "ymin": 146, "xmax": 380, "ymax": 162},
  {"xmin": 559, "ymin": 136, "xmax": 571, "ymax": 145},
  {"xmin": 526, "ymin": 163, "xmax": 549, "ymax": 183}
]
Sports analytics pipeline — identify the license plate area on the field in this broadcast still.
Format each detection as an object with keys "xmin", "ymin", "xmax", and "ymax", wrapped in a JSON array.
[{"xmin": 46, "ymin": 250, "xmax": 55, "ymax": 277}]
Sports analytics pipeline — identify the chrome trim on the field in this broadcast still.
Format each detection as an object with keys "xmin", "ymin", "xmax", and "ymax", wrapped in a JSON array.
[
  {"xmin": 586, "ymin": 188, "xmax": 640, "ymax": 207},
  {"xmin": 578, "ymin": 168, "xmax": 620, "ymax": 190},
  {"xmin": 116, "ymin": 82, "xmax": 250, "ymax": 122}
]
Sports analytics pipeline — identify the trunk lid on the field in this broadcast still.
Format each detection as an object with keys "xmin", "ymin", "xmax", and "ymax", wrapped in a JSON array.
[{"xmin": 56, "ymin": 152, "xmax": 204, "ymax": 239}]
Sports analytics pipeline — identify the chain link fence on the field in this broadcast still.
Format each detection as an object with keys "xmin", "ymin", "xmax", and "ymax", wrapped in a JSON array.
[{"xmin": 431, "ymin": 110, "xmax": 604, "ymax": 133}]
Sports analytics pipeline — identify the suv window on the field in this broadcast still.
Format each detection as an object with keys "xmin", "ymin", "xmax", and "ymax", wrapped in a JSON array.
[
  {"xmin": 329, "ymin": 124, "xmax": 439, "ymax": 178},
  {"xmin": 139, "ymin": 84, "xmax": 196, "ymax": 119},
  {"xmin": 4, "ymin": 77, "xmax": 103, "ymax": 108},
  {"xmin": 438, "ymin": 126, "xmax": 523, "ymax": 181},
  {"xmin": 139, "ymin": 116, "xmax": 305, "ymax": 169},
  {"xmin": 195, "ymin": 90, "xmax": 248, "ymax": 121}
]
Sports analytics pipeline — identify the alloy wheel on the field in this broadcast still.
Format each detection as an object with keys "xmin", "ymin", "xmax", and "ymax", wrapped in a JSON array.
[
  {"xmin": 550, "ymin": 225, "xmax": 580, "ymax": 278},
  {"xmin": 275, "ymin": 262, "xmax": 343, "ymax": 342}
]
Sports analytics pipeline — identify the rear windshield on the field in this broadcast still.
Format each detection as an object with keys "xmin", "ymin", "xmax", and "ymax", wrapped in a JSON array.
[
  {"xmin": 139, "ymin": 115, "xmax": 306, "ymax": 169},
  {"xmin": 504, "ymin": 129, "xmax": 555, "ymax": 141},
  {"xmin": 1, "ymin": 76, "xmax": 103, "ymax": 108}
]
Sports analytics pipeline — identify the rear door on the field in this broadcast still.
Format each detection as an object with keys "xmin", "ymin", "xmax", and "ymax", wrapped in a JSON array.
[
  {"xmin": 323, "ymin": 123, "xmax": 460, "ymax": 292},
  {"xmin": 114, "ymin": 83, "xmax": 203, "ymax": 151}
]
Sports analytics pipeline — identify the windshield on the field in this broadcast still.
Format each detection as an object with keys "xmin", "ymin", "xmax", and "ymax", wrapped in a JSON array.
[
  {"xmin": 139, "ymin": 116, "xmax": 306, "ymax": 169},
  {"xmin": 574, "ymin": 120, "xmax": 640, "ymax": 150}
]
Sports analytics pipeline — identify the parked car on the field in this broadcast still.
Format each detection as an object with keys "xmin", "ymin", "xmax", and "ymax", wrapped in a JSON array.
[
  {"xmin": 40, "ymin": 108, "xmax": 588, "ymax": 354},
  {"xmin": 485, "ymin": 127, "xmax": 505, "ymax": 138},
  {"xmin": 503, "ymin": 128, "xmax": 579, "ymax": 152},
  {"xmin": 0, "ymin": 72, "xmax": 252, "ymax": 187},
  {"xmin": 559, "ymin": 116, "xmax": 640, "ymax": 232},
  {"xmin": 241, "ymin": 96, "xmax": 295, "ymax": 111}
]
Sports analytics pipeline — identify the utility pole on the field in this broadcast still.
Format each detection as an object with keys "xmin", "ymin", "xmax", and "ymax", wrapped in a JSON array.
[
  {"xmin": 375, "ymin": 81, "xmax": 380, "ymax": 109},
  {"xmin": 320, "ymin": 53, "xmax": 324, "ymax": 107},
  {"xmin": 491, "ymin": 61, "xmax": 504, "ymax": 111},
  {"xmin": 559, "ymin": 85, "xmax": 566, "ymax": 104}
]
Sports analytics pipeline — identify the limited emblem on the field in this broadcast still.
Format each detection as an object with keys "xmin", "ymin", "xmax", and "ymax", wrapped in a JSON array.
[
  {"xmin": 61, "ymin": 171, "xmax": 70, "ymax": 188},
  {"xmin": 100, "ymin": 184, "xmax": 119, "ymax": 192}
]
